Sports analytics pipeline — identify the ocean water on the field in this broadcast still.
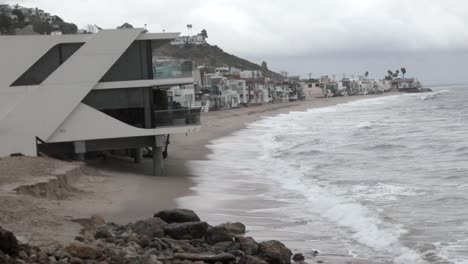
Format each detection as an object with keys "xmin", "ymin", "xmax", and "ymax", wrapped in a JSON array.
[{"xmin": 179, "ymin": 86, "xmax": 468, "ymax": 264}]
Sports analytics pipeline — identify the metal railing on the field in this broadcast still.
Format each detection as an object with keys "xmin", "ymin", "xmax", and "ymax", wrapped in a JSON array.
[{"xmin": 154, "ymin": 108, "xmax": 201, "ymax": 127}]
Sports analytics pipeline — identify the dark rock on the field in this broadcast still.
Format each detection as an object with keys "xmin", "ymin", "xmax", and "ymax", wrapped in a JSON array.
[
  {"xmin": 212, "ymin": 241, "xmax": 238, "ymax": 253},
  {"xmin": 0, "ymin": 251, "xmax": 15, "ymax": 264},
  {"xmin": 204, "ymin": 222, "xmax": 246, "ymax": 245},
  {"xmin": 132, "ymin": 218, "xmax": 167, "ymax": 238},
  {"xmin": 75, "ymin": 236, "xmax": 85, "ymax": 242},
  {"xmin": 204, "ymin": 226, "xmax": 234, "ymax": 245},
  {"xmin": 154, "ymin": 209, "xmax": 201, "ymax": 223},
  {"xmin": 163, "ymin": 222, "xmax": 208, "ymax": 240},
  {"xmin": 228, "ymin": 249, "xmax": 245, "ymax": 257},
  {"xmin": 70, "ymin": 257, "xmax": 84, "ymax": 264},
  {"xmin": 173, "ymin": 252, "xmax": 236, "ymax": 263},
  {"xmin": 94, "ymin": 227, "xmax": 112, "ymax": 239},
  {"xmin": 237, "ymin": 236, "xmax": 258, "ymax": 256},
  {"xmin": 217, "ymin": 222, "xmax": 246, "ymax": 235},
  {"xmin": 292, "ymin": 253, "xmax": 305, "ymax": 262},
  {"xmin": 257, "ymin": 240, "xmax": 292, "ymax": 264},
  {"xmin": 136, "ymin": 234, "xmax": 151, "ymax": 248},
  {"xmin": 239, "ymin": 255, "xmax": 269, "ymax": 264},
  {"xmin": 0, "ymin": 227, "xmax": 19, "ymax": 255}
]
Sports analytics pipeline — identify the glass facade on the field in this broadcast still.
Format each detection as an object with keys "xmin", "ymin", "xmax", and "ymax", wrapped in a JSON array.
[{"xmin": 153, "ymin": 58, "xmax": 193, "ymax": 79}]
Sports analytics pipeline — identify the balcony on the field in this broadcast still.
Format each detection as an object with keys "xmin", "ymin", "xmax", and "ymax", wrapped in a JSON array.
[
  {"xmin": 153, "ymin": 58, "xmax": 193, "ymax": 79},
  {"xmin": 154, "ymin": 108, "xmax": 201, "ymax": 127}
]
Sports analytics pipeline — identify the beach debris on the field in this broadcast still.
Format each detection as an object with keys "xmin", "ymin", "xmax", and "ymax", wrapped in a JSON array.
[{"xmin": 0, "ymin": 209, "xmax": 308, "ymax": 264}]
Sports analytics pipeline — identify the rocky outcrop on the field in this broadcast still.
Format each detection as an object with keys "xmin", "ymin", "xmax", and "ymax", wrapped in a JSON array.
[
  {"xmin": 257, "ymin": 240, "xmax": 293, "ymax": 264},
  {"xmin": 63, "ymin": 242, "xmax": 101, "ymax": 259},
  {"xmin": 0, "ymin": 209, "xmax": 306, "ymax": 264},
  {"xmin": 205, "ymin": 222, "xmax": 246, "ymax": 245},
  {"xmin": 0, "ymin": 227, "xmax": 19, "ymax": 255},
  {"xmin": 163, "ymin": 221, "xmax": 209, "ymax": 240},
  {"xmin": 154, "ymin": 209, "xmax": 201, "ymax": 223},
  {"xmin": 132, "ymin": 217, "xmax": 167, "ymax": 238}
]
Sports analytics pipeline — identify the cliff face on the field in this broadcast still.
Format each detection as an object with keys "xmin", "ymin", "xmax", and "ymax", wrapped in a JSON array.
[{"xmin": 154, "ymin": 43, "xmax": 284, "ymax": 80}]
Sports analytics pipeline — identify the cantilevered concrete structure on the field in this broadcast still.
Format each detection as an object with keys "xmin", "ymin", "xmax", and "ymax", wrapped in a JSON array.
[{"xmin": 0, "ymin": 29, "xmax": 200, "ymax": 175}]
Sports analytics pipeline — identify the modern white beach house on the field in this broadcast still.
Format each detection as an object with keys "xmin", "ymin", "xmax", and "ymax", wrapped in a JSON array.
[{"xmin": 0, "ymin": 29, "xmax": 201, "ymax": 175}]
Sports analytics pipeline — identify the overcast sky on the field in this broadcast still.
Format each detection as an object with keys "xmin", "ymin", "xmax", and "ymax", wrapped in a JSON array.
[{"xmin": 6, "ymin": 0, "xmax": 468, "ymax": 84}]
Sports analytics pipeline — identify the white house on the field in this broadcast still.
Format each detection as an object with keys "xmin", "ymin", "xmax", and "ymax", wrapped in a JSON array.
[
  {"xmin": 171, "ymin": 34, "xmax": 205, "ymax": 45},
  {"xmin": 240, "ymin": 70, "xmax": 262, "ymax": 79},
  {"xmin": 0, "ymin": 29, "xmax": 200, "ymax": 175},
  {"xmin": 226, "ymin": 79, "xmax": 248, "ymax": 104}
]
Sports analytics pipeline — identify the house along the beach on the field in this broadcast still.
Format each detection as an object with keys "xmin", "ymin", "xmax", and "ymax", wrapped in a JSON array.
[{"xmin": 0, "ymin": 29, "xmax": 201, "ymax": 176}]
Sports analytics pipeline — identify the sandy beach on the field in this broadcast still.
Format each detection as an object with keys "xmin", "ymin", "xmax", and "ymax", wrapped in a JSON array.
[{"xmin": 0, "ymin": 93, "xmax": 399, "ymax": 250}]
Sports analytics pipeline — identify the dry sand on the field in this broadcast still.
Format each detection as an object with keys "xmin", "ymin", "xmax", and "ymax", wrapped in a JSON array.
[{"xmin": 0, "ymin": 93, "xmax": 399, "ymax": 250}]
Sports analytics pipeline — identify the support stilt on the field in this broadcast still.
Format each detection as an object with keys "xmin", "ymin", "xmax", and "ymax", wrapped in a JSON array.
[
  {"xmin": 152, "ymin": 136, "xmax": 164, "ymax": 176},
  {"xmin": 133, "ymin": 148, "xmax": 143, "ymax": 164}
]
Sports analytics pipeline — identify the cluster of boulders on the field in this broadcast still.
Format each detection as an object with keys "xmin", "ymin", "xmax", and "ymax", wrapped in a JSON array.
[{"xmin": 0, "ymin": 209, "xmax": 310, "ymax": 264}]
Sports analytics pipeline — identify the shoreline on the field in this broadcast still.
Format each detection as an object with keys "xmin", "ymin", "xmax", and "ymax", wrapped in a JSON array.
[
  {"xmin": 0, "ymin": 93, "xmax": 401, "ymax": 250},
  {"xmin": 168, "ymin": 92, "xmax": 402, "ymax": 186}
]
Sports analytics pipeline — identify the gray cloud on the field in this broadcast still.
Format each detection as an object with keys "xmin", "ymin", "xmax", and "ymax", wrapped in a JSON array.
[{"xmin": 6, "ymin": 0, "xmax": 468, "ymax": 84}]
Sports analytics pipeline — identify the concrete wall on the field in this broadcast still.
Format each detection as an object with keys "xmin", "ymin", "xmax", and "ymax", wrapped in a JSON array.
[
  {"xmin": 101, "ymin": 40, "xmax": 152, "ymax": 82},
  {"xmin": 12, "ymin": 43, "xmax": 83, "ymax": 86}
]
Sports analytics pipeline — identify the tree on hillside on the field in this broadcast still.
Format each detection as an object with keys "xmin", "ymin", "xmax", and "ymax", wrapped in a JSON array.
[
  {"xmin": 200, "ymin": 29, "xmax": 208, "ymax": 40},
  {"xmin": 12, "ymin": 9, "xmax": 25, "ymax": 23},
  {"xmin": 54, "ymin": 16, "xmax": 64, "ymax": 23},
  {"xmin": 118, "ymin": 22, "xmax": 134, "ymax": 29},
  {"xmin": 261, "ymin": 61, "xmax": 268, "ymax": 76},
  {"xmin": 401, "ymin": 67, "xmax": 406, "ymax": 79},
  {"xmin": 59, "ymin": 22, "xmax": 77, "ymax": 34},
  {"xmin": 0, "ymin": 14, "xmax": 13, "ymax": 34}
]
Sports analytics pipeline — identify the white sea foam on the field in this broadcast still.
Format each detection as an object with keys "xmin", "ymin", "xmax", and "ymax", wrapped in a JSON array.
[
  {"xmin": 183, "ymin": 92, "xmax": 468, "ymax": 263},
  {"xmin": 420, "ymin": 90, "xmax": 450, "ymax": 101},
  {"xmin": 350, "ymin": 183, "xmax": 422, "ymax": 201},
  {"xmin": 208, "ymin": 99, "xmax": 428, "ymax": 263},
  {"xmin": 434, "ymin": 239, "xmax": 468, "ymax": 264}
]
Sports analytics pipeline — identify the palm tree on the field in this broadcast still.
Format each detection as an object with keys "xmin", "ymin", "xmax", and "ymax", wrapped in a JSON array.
[
  {"xmin": 186, "ymin": 24, "xmax": 192, "ymax": 36},
  {"xmin": 365, "ymin": 71, "xmax": 369, "ymax": 79},
  {"xmin": 401, "ymin": 67, "xmax": 406, "ymax": 79},
  {"xmin": 394, "ymin": 70, "xmax": 400, "ymax": 78}
]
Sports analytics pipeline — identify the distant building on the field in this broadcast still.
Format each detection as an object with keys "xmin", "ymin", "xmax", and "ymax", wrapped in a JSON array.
[
  {"xmin": 171, "ymin": 34, "xmax": 206, "ymax": 45},
  {"xmin": 0, "ymin": 4, "xmax": 13, "ymax": 15},
  {"xmin": 50, "ymin": 30, "xmax": 62, "ymax": 35},
  {"xmin": 240, "ymin": 70, "xmax": 262, "ymax": 79},
  {"xmin": 8, "ymin": 14, "xmax": 18, "ymax": 24}
]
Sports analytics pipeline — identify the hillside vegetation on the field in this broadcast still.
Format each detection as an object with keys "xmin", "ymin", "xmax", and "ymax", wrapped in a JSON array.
[{"xmin": 154, "ymin": 43, "xmax": 284, "ymax": 80}]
